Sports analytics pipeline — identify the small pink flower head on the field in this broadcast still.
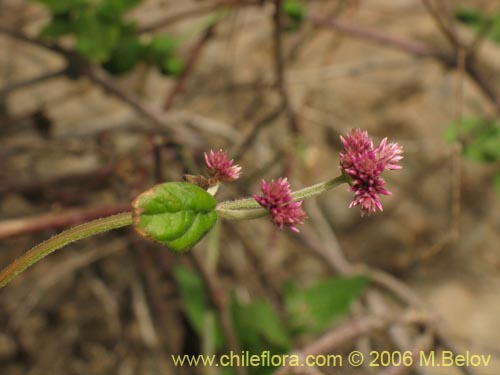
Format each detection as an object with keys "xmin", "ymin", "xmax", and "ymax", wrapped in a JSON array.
[
  {"xmin": 254, "ymin": 178, "xmax": 306, "ymax": 232},
  {"xmin": 204, "ymin": 149, "xmax": 242, "ymax": 182},
  {"xmin": 339, "ymin": 129, "xmax": 403, "ymax": 216}
]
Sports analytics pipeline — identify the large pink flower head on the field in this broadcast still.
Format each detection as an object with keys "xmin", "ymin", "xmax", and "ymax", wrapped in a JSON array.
[
  {"xmin": 204, "ymin": 149, "xmax": 242, "ymax": 182},
  {"xmin": 254, "ymin": 178, "xmax": 306, "ymax": 232},
  {"xmin": 339, "ymin": 129, "xmax": 403, "ymax": 216}
]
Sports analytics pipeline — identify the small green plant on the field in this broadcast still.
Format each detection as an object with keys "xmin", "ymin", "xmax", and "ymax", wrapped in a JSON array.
[
  {"xmin": 284, "ymin": 275, "xmax": 369, "ymax": 335},
  {"xmin": 37, "ymin": 0, "xmax": 184, "ymax": 75},
  {"xmin": 175, "ymin": 266, "xmax": 368, "ymax": 375},
  {"xmin": 0, "ymin": 130, "xmax": 403, "ymax": 287}
]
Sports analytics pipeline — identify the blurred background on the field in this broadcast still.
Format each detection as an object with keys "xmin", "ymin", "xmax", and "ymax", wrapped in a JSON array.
[{"xmin": 1, "ymin": 0, "xmax": 500, "ymax": 374}]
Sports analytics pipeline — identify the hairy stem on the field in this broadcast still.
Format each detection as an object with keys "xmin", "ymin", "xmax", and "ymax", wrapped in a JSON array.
[
  {"xmin": 216, "ymin": 174, "xmax": 348, "ymax": 219},
  {"xmin": 216, "ymin": 208, "xmax": 267, "ymax": 220},
  {"xmin": 0, "ymin": 212, "xmax": 132, "ymax": 288}
]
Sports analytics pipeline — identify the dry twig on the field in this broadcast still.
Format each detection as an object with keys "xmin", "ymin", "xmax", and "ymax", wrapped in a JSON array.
[{"xmin": 0, "ymin": 203, "xmax": 130, "ymax": 240}]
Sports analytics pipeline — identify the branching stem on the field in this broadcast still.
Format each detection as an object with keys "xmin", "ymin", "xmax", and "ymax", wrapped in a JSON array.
[
  {"xmin": 0, "ymin": 175, "xmax": 348, "ymax": 288},
  {"xmin": 216, "ymin": 175, "xmax": 348, "ymax": 219}
]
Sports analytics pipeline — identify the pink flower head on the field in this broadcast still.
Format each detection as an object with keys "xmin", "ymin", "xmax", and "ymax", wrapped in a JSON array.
[
  {"xmin": 204, "ymin": 149, "xmax": 242, "ymax": 182},
  {"xmin": 254, "ymin": 178, "xmax": 306, "ymax": 232},
  {"xmin": 340, "ymin": 129, "xmax": 403, "ymax": 216}
]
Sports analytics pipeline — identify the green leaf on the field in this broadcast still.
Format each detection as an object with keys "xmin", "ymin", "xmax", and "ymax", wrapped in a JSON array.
[
  {"xmin": 173, "ymin": 266, "xmax": 224, "ymax": 348},
  {"xmin": 283, "ymin": 0, "xmax": 305, "ymax": 23},
  {"xmin": 161, "ymin": 57, "xmax": 185, "ymax": 77},
  {"xmin": 97, "ymin": 0, "xmax": 141, "ymax": 18},
  {"xmin": 489, "ymin": 12, "xmax": 500, "ymax": 41},
  {"xmin": 40, "ymin": 13, "xmax": 75, "ymax": 39},
  {"xmin": 445, "ymin": 117, "xmax": 500, "ymax": 163},
  {"xmin": 75, "ymin": 11, "xmax": 121, "ymax": 62},
  {"xmin": 285, "ymin": 275, "xmax": 368, "ymax": 335},
  {"xmin": 444, "ymin": 117, "xmax": 480, "ymax": 142},
  {"xmin": 231, "ymin": 297, "xmax": 291, "ymax": 351},
  {"xmin": 146, "ymin": 35, "xmax": 178, "ymax": 65},
  {"xmin": 102, "ymin": 38, "xmax": 144, "ymax": 75},
  {"xmin": 132, "ymin": 182, "xmax": 217, "ymax": 252},
  {"xmin": 455, "ymin": 8, "xmax": 484, "ymax": 27},
  {"xmin": 455, "ymin": 8, "xmax": 500, "ymax": 44},
  {"xmin": 283, "ymin": 0, "xmax": 305, "ymax": 31}
]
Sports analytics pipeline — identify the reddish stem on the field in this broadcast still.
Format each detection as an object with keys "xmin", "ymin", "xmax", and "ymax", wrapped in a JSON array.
[{"xmin": 0, "ymin": 204, "xmax": 130, "ymax": 240}]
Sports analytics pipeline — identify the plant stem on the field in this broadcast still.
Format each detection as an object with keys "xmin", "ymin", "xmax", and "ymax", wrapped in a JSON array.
[
  {"xmin": 291, "ymin": 175, "xmax": 348, "ymax": 200},
  {"xmin": 216, "ymin": 174, "xmax": 348, "ymax": 219},
  {"xmin": 216, "ymin": 207, "xmax": 267, "ymax": 220},
  {"xmin": 0, "ymin": 212, "xmax": 132, "ymax": 288},
  {"xmin": 0, "ymin": 176, "xmax": 348, "ymax": 286}
]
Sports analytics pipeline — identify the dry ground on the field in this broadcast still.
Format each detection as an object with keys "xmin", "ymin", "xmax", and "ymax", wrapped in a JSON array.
[{"xmin": 1, "ymin": 0, "xmax": 500, "ymax": 374}]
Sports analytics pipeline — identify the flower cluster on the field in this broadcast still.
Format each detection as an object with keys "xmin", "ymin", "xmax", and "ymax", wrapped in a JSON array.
[
  {"xmin": 254, "ymin": 178, "xmax": 306, "ymax": 232},
  {"xmin": 339, "ymin": 129, "xmax": 403, "ymax": 216},
  {"xmin": 204, "ymin": 149, "xmax": 242, "ymax": 182}
]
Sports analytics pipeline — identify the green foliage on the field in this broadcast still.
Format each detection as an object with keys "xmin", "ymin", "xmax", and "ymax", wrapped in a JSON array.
[
  {"xmin": 285, "ymin": 275, "xmax": 369, "ymax": 335},
  {"xmin": 445, "ymin": 118, "xmax": 500, "ymax": 193},
  {"xmin": 284, "ymin": 0, "xmax": 304, "ymax": 23},
  {"xmin": 37, "ymin": 0, "xmax": 184, "ymax": 75},
  {"xmin": 455, "ymin": 7, "xmax": 500, "ymax": 43},
  {"xmin": 40, "ymin": 13, "xmax": 76, "ymax": 38},
  {"xmin": 173, "ymin": 267, "xmax": 224, "ymax": 348},
  {"xmin": 146, "ymin": 35, "xmax": 185, "ymax": 76},
  {"xmin": 231, "ymin": 298, "xmax": 291, "ymax": 352},
  {"xmin": 75, "ymin": 11, "xmax": 122, "ymax": 62},
  {"xmin": 231, "ymin": 297, "xmax": 291, "ymax": 374},
  {"xmin": 102, "ymin": 37, "xmax": 145, "ymax": 75},
  {"xmin": 175, "ymin": 268, "xmax": 368, "ymax": 375},
  {"xmin": 283, "ymin": 0, "xmax": 305, "ymax": 31},
  {"xmin": 445, "ymin": 117, "xmax": 500, "ymax": 163},
  {"xmin": 455, "ymin": 8, "xmax": 484, "ymax": 25},
  {"xmin": 132, "ymin": 182, "xmax": 217, "ymax": 252},
  {"xmin": 162, "ymin": 57, "xmax": 185, "ymax": 76},
  {"xmin": 148, "ymin": 35, "xmax": 178, "ymax": 62}
]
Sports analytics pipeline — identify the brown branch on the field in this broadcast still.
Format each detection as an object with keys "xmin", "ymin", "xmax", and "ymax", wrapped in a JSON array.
[
  {"xmin": 140, "ymin": 3, "xmax": 222, "ymax": 33},
  {"xmin": 293, "ymin": 203, "xmax": 476, "ymax": 375},
  {"xmin": 130, "ymin": 241, "xmax": 179, "ymax": 355},
  {"xmin": 163, "ymin": 23, "xmax": 218, "ymax": 111},
  {"xmin": 0, "ymin": 165, "xmax": 114, "ymax": 197},
  {"xmin": 311, "ymin": 16, "xmax": 447, "ymax": 60},
  {"xmin": 467, "ymin": 15, "xmax": 498, "ymax": 56},
  {"xmin": 420, "ymin": 0, "xmax": 460, "ymax": 49},
  {"xmin": 273, "ymin": 312, "xmax": 431, "ymax": 375},
  {"xmin": 378, "ymin": 333, "xmax": 435, "ymax": 375},
  {"xmin": 310, "ymin": 16, "xmax": 500, "ymax": 114},
  {"xmin": 190, "ymin": 250, "xmax": 247, "ymax": 375},
  {"xmin": 0, "ymin": 27, "xmax": 205, "ymax": 146},
  {"xmin": 0, "ymin": 204, "xmax": 130, "ymax": 240},
  {"xmin": 0, "ymin": 68, "xmax": 67, "ymax": 97},
  {"xmin": 463, "ymin": 58, "xmax": 500, "ymax": 111},
  {"xmin": 85, "ymin": 64, "xmax": 205, "ymax": 146},
  {"xmin": 273, "ymin": 0, "xmax": 299, "ymax": 133},
  {"xmin": 232, "ymin": 101, "xmax": 285, "ymax": 160},
  {"xmin": 138, "ymin": 0, "xmax": 255, "ymax": 33},
  {"xmin": 0, "ymin": 26, "xmax": 67, "ymax": 54}
]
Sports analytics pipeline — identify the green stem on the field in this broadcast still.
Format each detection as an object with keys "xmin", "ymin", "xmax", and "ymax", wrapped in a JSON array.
[
  {"xmin": 0, "ymin": 212, "xmax": 132, "ymax": 288},
  {"xmin": 216, "ymin": 207, "xmax": 267, "ymax": 220},
  {"xmin": 291, "ymin": 175, "xmax": 348, "ymax": 200},
  {"xmin": 216, "ymin": 175, "xmax": 348, "ymax": 217}
]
